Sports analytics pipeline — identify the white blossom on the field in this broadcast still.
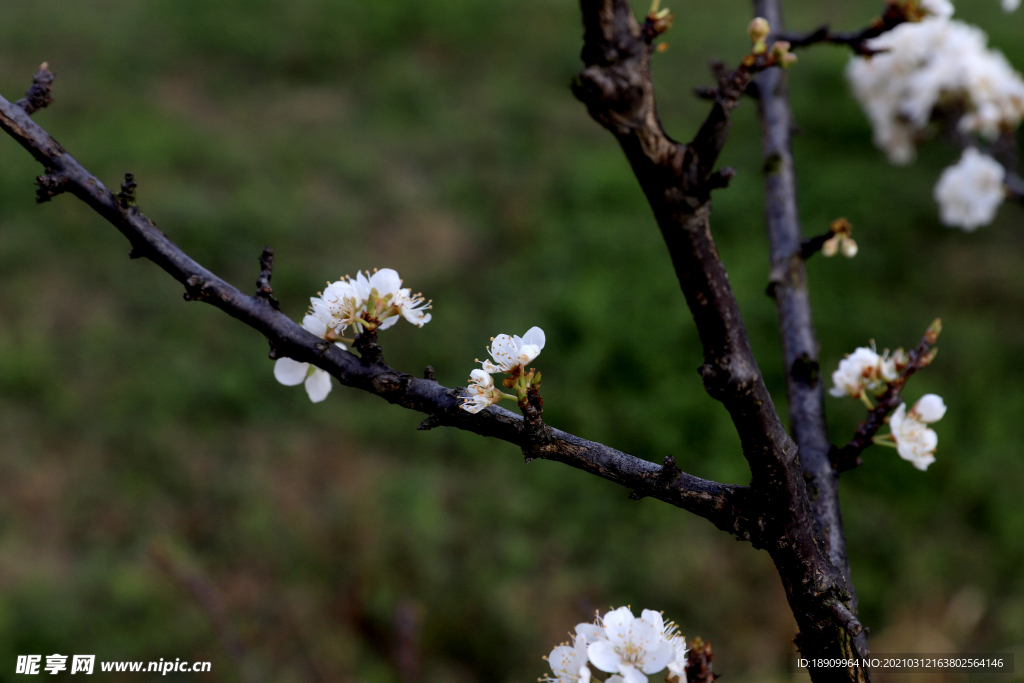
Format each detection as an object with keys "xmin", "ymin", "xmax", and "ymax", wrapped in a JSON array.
[
  {"xmin": 311, "ymin": 268, "xmax": 431, "ymax": 333},
  {"xmin": 933, "ymin": 148, "xmax": 1006, "ymax": 231},
  {"xmin": 480, "ymin": 327, "xmax": 545, "ymax": 374},
  {"xmin": 394, "ymin": 288, "xmax": 432, "ymax": 327},
  {"xmin": 273, "ymin": 314, "xmax": 344, "ymax": 403},
  {"xmin": 586, "ymin": 607, "xmax": 675, "ymax": 683},
  {"xmin": 889, "ymin": 394, "xmax": 946, "ymax": 470},
  {"xmin": 1004, "ymin": 0, "xmax": 1021, "ymax": 12},
  {"xmin": 829, "ymin": 347, "xmax": 886, "ymax": 398},
  {"xmin": 460, "ymin": 369, "xmax": 504, "ymax": 414},
  {"xmin": 543, "ymin": 635, "xmax": 592, "ymax": 683},
  {"xmin": 663, "ymin": 623, "xmax": 689, "ymax": 683},
  {"xmin": 847, "ymin": 18, "xmax": 1024, "ymax": 163}
]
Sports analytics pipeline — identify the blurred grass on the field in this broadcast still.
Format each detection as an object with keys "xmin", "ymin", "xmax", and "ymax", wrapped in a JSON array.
[{"xmin": 1, "ymin": 0, "xmax": 1023, "ymax": 681}]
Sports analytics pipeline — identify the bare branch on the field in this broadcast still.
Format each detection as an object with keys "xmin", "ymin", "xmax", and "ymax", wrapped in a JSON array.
[
  {"xmin": 15, "ymin": 63, "xmax": 55, "ymax": 115},
  {"xmin": 832, "ymin": 322, "xmax": 940, "ymax": 471},
  {"xmin": 753, "ymin": 0, "xmax": 870, "ymax": 677},
  {"xmin": 777, "ymin": 3, "xmax": 911, "ymax": 56},
  {"xmin": 0, "ymin": 84, "xmax": 751, "ymax": 540}
]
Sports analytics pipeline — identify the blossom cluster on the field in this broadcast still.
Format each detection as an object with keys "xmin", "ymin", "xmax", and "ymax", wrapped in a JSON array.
[
  {"xmin": 542, "ymin": 607, "xmax": 688, "ymax": 683},
  {"xmin": 273, "ymin": 268, "xmax": 431, "ymax": 402},
  {"xmin": 886, "ymin": 394, "xmax": 947, "ymax": 470},
  {"xmin": 461, "ymin": 327, "xmax": 545, "ymax": 414},
  {"xmin": 829, "ymin": 345, "xmax": 946, "ymax": 471},
  {"xmin": 829, "ymin": 345, "xmax": 907, "ymax": 402},
  {"xmin": 847, "ymin": 11, "xmax": 1024, "ymax": 165},
  {"xmin": 311, "ymin": 268, "xmax": 431, "ymax": 334}
]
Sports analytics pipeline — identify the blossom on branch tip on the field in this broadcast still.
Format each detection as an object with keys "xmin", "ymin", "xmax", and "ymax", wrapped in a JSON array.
[
  {"xmin": 887, "ymin": 394, "xmax": 946, "ymax": 470},
  {"xmin": 273, "ymin": 314, "xmax": 345, "ymax": 403},
  {"xmin": 542, "ymin": 635, "xmax": 592, "ymax": 683},
  {"xmin": 311, "ymin": 268, "xmax": 432, "ymax": 334},
  {"xmin": 480, "ymin": 327, "xmax": 545, "ymax": 374},
  {"xmin": 933, "ymin": 148, "xmax": 1006, "ymax": 231},
  {"xmin": 829, "ymin": 347, "xmax": 885, "ymax": 399},
  {"xmin": 586, "ymin": 607, "xmax": 675, "ymax": 683},
  {"xmin": 459, "ymin": 369, "xmax": 508, "ymax": 414}
]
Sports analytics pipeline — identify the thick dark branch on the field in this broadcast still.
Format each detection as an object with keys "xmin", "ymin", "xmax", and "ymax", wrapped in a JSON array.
[
  {"xmin": 573, "ymin": 0, "xmax": 796, "ymax": 485},
  {"xmin": 0, "ymin": 85, "xmax": 751, "ymax": 540},
  {"xmin": 777, "ymin": 3, "xmax": 910, "ymax": 56},
  {"xmin": 832, "ymin": 323, "xmax": 939, "ymax": 471},
  {"xmin": 573, "ymin": 7, "xmax": 864, "ymax": 678}
]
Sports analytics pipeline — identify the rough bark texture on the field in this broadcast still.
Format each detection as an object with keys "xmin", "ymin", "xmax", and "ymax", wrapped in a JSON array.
[{"xmin": 572, "ymin": 2, "xmax": 868, "ymax": 681}]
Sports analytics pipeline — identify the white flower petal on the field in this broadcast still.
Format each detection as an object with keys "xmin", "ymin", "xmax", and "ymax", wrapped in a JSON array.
[
  {"xmin": 379, "ymin": 314, "xmax": 401, "ymax": 330},
  {"xmin": 522, "ymin": 326, "xmax": 546, "ymax": 350},
  {"xmin": 518, "ymin": 343, "xmax": 542, "ymax": 366},
  {"xmin": 369, "ymin": 268, "xmax": 402, "ymax": 297},
  {"xmin": 586, "ymin": 641, "xmax": 622, "ymax": 674},
  {"xmin": 301, "ymin": 314, "xmax": 329, "ymax": 338},
  {"xmin": 600, "ymin": 607, "xmax": 635, "ymax": 648},
  {"xmin": 274, "ymin": 357, "xmax": 308, "ymax": 386},
  {"xmin": 304, "ymin": 368, "xmax": 332, "ymax": 403},
  {"xmin": 575, "ymin": 623, "xmax": 606, "ymax": 644},
  {"xmin": 620, "ymin": 665, "xmax": 647, "ymax": 683},
  {"xmin": 913, "ymin": 394, "xmax": 947, "ymax": 422},
  {"xmin": 642, "ymin": 639, "xmax": 675, "ymax": 674}
]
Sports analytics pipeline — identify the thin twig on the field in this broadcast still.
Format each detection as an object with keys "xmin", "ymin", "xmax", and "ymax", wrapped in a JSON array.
[
  {"xmin": 777, "ymin": 3, "xmax": 911, "ymax": 56},
  {"xmin": 0, "ymin": 80, "xmax": 752, "ymax": 540}
]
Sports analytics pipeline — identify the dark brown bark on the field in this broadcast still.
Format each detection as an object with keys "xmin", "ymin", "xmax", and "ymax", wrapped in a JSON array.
[{"xmin": 573, "ymin": 2, "xmax": 866, "ymax": 681}]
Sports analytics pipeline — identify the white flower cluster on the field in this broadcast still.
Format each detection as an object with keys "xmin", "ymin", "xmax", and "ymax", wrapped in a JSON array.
[
  {"xmin": 888, "ymin": 394, "xmax": 947, "ymax": 470},
  {"xmin": 274, "ymin": 268, "xmax": 431, "ymax": 402},
  {"xmin": 933, "ymin": 147, "xmax": 1007, "ymax": 230},
  {"xmin": 461, "ymin": 327, "xmax": 545, "ymax": 414},
  {"xmin": 1004, "ymin": 0, "xmax": 1021, "ymax": 13},
  {"xmin": 829, "ymin": 346, "xmax": 907, "ymax": 402},
  {"xmin": 847, "ymin": 14, "xmax": 1024, "ymax": 164},
  {"xmin": 311, "ymin": 268, "xmax": 431, "ymax": 334},
  {"xmin": 542, "ymin": 607, "xmax": 688, "ymax": 683}
]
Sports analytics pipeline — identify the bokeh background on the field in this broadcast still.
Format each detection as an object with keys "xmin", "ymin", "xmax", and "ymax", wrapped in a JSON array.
[{"xmin": 1, "ymin": 1, "xmax": 1023, "ymax": 681}]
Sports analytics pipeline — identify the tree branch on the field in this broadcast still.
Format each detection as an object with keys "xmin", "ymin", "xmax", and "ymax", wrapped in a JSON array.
[
  {"xmin": 573, "ymin": 4, "xmax": 867, "ymax": 680},
  {"xmin": 753, "ymin": 1, "xmax": 870, "ymax": 679},
  {"xmin": 0, "ymin": 81, "xmax": 752, "ymax": 541},
  {"xmin": 776, "ymin": 3, "xmax": 910, "ymax": 56}
]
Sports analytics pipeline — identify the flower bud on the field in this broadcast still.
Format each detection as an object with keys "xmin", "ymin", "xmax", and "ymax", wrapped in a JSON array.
[
  {"xmin": 913, "ymin": 394, "xmax": 947, "ymax": 423},
  {"xmin": 748, "ymin": 17, "xmax": 770, "ymax": 53}
]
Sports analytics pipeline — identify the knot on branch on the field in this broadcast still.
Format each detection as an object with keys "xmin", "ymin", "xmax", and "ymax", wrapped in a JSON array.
[
  {"xmin": 371, "ymin": 371, "xmax": 409, "ymax": 398},
  {"xmin": 15, "ymin": 63, "xmax": 55, "ymax": 115},
  {"xmin": 254, "ymin": 245, "xmax": 279, "ymax": 309},
  {"xmin": 353, "ymin": 329, "xmax": 383, "ymax": 365},
  {"xmin": 182, "ymin": 274, "xmax": 214, "ymax": 302},
  {"xmin": 116, "ymin": 172, "xmax": 138, "ymax": 210},
  {"xmin": 35, "ymin": 173, "xmax": 68, "ymax": 203},
  {"xmin": 659, "ymin": 455, "xmax": 681, "ymax": 483}
]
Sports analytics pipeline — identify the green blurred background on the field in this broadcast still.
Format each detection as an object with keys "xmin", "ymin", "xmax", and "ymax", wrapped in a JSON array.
[{"xmin": 1, "ymin": 0, "xmax": 1023, "ymax": 681}]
